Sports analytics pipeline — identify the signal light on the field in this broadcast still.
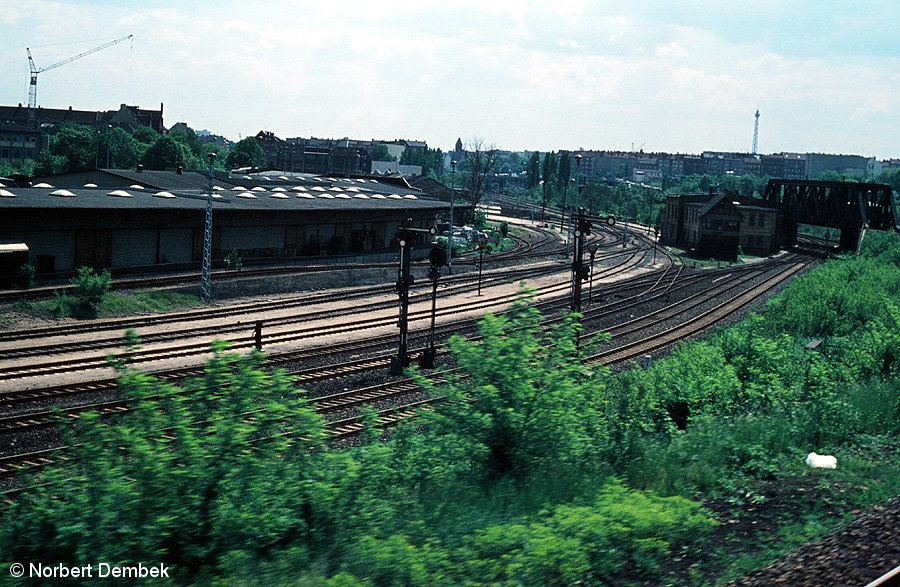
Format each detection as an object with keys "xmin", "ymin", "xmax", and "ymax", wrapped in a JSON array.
[{"xmin": 578, "ymin": 217, "xmax": 592, "ymax": 236}]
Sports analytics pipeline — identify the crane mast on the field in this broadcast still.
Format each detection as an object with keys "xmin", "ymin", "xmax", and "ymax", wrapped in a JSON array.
[{"xmin": 27, "ymin": 35, "xmax": 133, "ymax": 109}]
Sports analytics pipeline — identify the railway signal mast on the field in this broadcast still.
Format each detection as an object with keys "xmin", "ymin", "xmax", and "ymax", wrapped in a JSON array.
[
  {"xmin": 27, "ymin": 34, "xmax": 133, "ymax": 109},
  {"xmin": 390, "ymin": 222, "xmax": 438, "ymax": 375}
]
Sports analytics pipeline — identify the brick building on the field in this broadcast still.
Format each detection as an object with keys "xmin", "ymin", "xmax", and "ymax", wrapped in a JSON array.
[{"xmin": 660, "ymin": 190, "xmax": 779, "ymax": 261}]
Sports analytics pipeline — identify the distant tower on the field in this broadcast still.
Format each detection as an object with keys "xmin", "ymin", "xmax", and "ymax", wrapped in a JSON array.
[{"xmin": 752, "ymin": 108, "xmax": 760, "ymax": 155}]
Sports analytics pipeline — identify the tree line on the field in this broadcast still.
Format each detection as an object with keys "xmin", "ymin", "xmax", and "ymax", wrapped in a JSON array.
[{"xmin": 0, "ymin": 123, "xmax": 267, "ymax": 177}]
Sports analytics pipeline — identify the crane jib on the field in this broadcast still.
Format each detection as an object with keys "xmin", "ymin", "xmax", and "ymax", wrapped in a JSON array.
[{"xmin": 26, "ymin": 35, "xmax": 133, "ymax": 109}]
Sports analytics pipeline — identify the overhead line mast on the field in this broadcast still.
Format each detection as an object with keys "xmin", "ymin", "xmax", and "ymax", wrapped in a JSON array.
[{"xmin": 27, "ymin": 34, "xmax": 133, "ymax": 109}]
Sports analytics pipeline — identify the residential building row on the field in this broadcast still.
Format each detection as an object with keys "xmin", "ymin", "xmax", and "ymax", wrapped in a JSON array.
[{"xmin": 0, "ymin": 102, "xmax": 893, "ymax": 185}]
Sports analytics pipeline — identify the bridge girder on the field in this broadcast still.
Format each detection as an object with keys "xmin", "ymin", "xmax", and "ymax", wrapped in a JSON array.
[{"xmin": 763, "ymin": 179, "xmax": 898, "ymax": 231}]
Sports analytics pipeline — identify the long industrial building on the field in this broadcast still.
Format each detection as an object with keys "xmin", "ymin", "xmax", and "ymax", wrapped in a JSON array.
[{"xmin": 0, "ymin": 169, "xmax": 448, "ymax": 283}]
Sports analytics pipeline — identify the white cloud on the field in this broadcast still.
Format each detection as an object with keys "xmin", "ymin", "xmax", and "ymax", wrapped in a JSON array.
[{"xmin": 1, "ymin": 1, "xmax": 898, "ymax": 156}]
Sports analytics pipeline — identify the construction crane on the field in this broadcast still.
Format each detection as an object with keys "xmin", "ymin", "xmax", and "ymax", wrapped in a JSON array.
[{"xmin": 27, "ymin": 34, "xmax": 133, "ymax": 109}]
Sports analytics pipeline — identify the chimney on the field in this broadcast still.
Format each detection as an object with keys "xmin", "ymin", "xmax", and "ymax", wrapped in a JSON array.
[
  {"xmin": 137, "ymin": 164, "xmax": 143, "ymax": 173},
  {"xmin": 176, "ymin": 166, "xmax": 183, "ymax": 175}
]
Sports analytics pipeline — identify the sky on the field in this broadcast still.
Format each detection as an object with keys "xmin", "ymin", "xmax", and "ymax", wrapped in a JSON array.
[{"xmin": 2, "ymin": 1, "xmax": 898, "ymax": 158}]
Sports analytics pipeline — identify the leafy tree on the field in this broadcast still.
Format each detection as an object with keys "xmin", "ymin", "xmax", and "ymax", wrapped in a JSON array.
[
  {"xmin": 526, "ymin": 151, "xmax": 541, "ymax": 190},
  {"xmin": 102, "ymin": 127, "xmax": 142, "ymax": 170},
  {"xmin": 368, "ymin": 143, "xmax": 395, "ymax": 162},
  {"xmin": 400, "ymin": 145, "xmax": 444, "ymax": 178},
  {"xmin": 140, "ymin": 135, "xmax": 190, "ymax": 170},
  {"xmin": 50, "ymin": 123, "xmax": 99, "ymax": 171},
  {"xmin": 132, "ymin": 125, "xmax": 159, "ymax": 144},
  {"xmin": 32, "ymin": 150, "xmax": 67, "ymax": 175},
  {"xmin": 225, "ymin": 136, "xmax": 266, "ymax": 169},
  {"xmin": 169, "ymin": 126, "xmax": 204, "ymax": 158},
  {"xmin": 557, "ymin": 150, "xmax": 572, "ymax": 193},
  {"xmin": 881, "ymin": 168, "xmax": 900, "ymax": 194}
]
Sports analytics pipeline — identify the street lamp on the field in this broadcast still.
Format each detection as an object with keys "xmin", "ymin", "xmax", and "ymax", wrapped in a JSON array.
[
  {"xmin": 476, "ymin": 233, "xmax": 488, "ymax": 295},
  {"xmin": 200, "ymin": 152, "xmax": 216, "ymax": 303}
]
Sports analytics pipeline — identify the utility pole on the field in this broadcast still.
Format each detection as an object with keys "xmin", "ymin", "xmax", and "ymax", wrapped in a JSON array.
[{"xmin": 201, "ymin": 152, "xmax": 216, "ymax": 303}]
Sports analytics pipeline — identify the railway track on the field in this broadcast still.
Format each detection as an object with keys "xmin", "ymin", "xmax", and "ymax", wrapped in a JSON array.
[
  {"xmin": 0, "ymin": 250, "xmax": 809, "ymax": 473},
  {"xmin": 0, "ymin": 246, "xmax": 673, "ymax": 412},
  {"xmin": 0, "ymin": 227, "xmax": 823, "ymax": 474},
  {"xmin": 0, "ymin": 229, "xmax": 653, "ymax": 382},
  {"xmin": 0, "ymin": 263, "xmax": 788, "ymax": 434}
]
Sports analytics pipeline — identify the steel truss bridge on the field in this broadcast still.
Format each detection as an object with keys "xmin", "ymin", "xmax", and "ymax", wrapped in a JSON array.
[{"xmin": 762, "ymin": 179, "xmax": 898, "ymax": 252}]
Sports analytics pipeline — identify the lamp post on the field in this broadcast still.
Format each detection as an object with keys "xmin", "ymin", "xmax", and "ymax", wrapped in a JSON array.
[
  {"xmin": 476, "ymin": 233, "xmax": 488, "ymax": 295},
  {"xmin": 447, "ymin": 159, "xmax": 456, "ymax": 275},
  {"xmin": 200, "ymin": 152, "xmax": 216, "ymax": 303}
]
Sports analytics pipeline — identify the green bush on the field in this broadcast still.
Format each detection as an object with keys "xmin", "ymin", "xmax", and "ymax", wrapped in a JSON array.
[
  {"xmin": 17, "ymin": 263, "xmax": 35, "ymax": 289},
  {"xmin": 460, "ymin": 481, "xmax": 715, "ymax": 585},
  {"xmin": 420, "ymin": 292, "xmax": 608, "ymax": 485},
  {"xmin": 69, "ymin": 266, "xmax": 111, "ymax": 316},
  {"xmin": 1, "ymin": 343, "xmax": 329, "ymax": 582},
  {"xmin": 224, "ymin": 248, "xmax": 243, "ymax": 271}
]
